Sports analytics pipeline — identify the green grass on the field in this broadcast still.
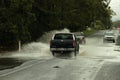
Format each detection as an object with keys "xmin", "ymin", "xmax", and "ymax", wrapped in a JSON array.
[{"xmin": 83, "ymin": 29, "xmax": 98, "ymax": 36}]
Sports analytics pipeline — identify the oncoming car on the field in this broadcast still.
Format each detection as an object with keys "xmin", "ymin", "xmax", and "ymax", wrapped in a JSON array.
[{"xmin": 103, "ymin": 32, "xmax": 115, "ymax": 43}]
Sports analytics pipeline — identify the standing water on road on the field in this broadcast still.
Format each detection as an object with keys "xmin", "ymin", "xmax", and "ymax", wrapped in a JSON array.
[
  {"xmin": 7, "ymin": 28, "xmax": 70, "ymax": 59},
  {"xmin": 0, "ymin": 29, "xmax": 70, "ymax": 70}
]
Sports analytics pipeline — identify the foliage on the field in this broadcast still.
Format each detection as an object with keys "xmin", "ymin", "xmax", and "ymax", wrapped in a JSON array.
[
  {"xmin": 112, "ymin": 20, "xmax": 120, "ymax": 27},
  {"xmin": 83, "ymin": 28, "xmax": 97, "ymax": 36},
  {"xmin": 0, "ymin": 0, "xmax": 34, "ymax": 47},
  {"xmin": 0, "ymin": 0, "xmax": 113, "ymax": 50}
]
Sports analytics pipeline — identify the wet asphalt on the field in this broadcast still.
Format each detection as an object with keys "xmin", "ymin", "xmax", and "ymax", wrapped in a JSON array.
[{"xmin": 0, "ymin": 58, "xmax": 26, "ymax": 70}]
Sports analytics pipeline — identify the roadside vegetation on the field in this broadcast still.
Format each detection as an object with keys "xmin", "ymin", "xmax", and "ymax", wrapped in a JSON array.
[
  {"xmin": 83, "ymin": 29, "xmax": 97, "ymax": 37},
  {"xmin": 113, "ymin": 20, "xmax": 120, "ymax": 27},
  {"xmin": 0, "ymin": 0, "xmax": 113, "ymax": 51}
]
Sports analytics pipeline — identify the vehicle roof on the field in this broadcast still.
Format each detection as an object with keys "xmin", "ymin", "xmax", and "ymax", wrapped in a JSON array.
[
  {"xmin": 54, "ymin": 33, "xmax": 74, "ymax": 35},
  {"xmin": 52, "ymin": 33, "xmax": 75, "ymax": 40}
]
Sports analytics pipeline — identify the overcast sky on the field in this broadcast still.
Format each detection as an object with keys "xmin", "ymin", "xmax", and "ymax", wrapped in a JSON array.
[{"xmin": 109, "ymin": 0, "xmax": 120, "ymax": 21}]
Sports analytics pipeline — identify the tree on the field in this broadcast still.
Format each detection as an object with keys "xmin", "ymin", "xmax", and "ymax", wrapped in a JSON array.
[
  {"xmin": 0, "ymin": 0, "xmax": 34, "ymax": 49},
  {"xmin": 0, "ymin": 0, "xmax": 113, "ymax": 50}
]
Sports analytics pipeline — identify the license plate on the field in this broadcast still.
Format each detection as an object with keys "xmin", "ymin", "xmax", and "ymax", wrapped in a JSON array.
[
  {"xmin": 51, "ymin": 48, "xmax": 75, "ymax": 51},
  {"xmin": 56, "ymin": 48, "xmax": 66, "ymax": 50}
]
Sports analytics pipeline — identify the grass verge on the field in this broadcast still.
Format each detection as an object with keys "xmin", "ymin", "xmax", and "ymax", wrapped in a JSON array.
[{"xmin": 83, "ymin": 29, "xmax": 98, "ymax": 36}]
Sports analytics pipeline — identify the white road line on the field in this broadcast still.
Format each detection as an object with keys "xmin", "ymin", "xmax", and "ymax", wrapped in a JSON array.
[
  {"xmin": 91, "ymin": 61, "xmax": 105, "ymax": 80},
  {"xmin": 0, "ymin": 60, "xmax": 47, "ymax": 77}
]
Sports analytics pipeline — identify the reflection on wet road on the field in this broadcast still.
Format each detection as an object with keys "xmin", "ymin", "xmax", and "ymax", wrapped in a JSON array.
[
  {"xmin": 0, "ymin": 30, "xmax": 120, "ymax": 80},
  {"xmin": 0, "ymin": 58, "xmax": 25, "ymax": 70}
]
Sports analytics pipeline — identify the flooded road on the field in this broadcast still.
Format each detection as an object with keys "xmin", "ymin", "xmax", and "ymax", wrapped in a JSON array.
[
  {"xmin": 0, "ymin": 30, "xmax": 120, "ymax": 80},
  {"xmin": 0, "ymin": 58, "xmax": 26, "ymax": 70},
  {"xmin": 0, "ymin": 29, "xmax": 70, "ymax": 70}
]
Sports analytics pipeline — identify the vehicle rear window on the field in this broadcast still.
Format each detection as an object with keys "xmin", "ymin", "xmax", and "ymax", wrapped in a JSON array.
[{"xmin": 54, "ymin": 34, "xmax": 73, "ymax": 40}]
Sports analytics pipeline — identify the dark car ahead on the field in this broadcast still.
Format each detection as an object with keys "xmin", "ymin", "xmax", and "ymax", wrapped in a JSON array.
[{"xmin": 50, "ymin": 33, "xmax": 79, "ymax": 56}]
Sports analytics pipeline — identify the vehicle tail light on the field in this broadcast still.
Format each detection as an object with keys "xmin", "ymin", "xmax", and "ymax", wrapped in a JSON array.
[{"xmin": 73, "ymin": 40, "xmax": 76, "ymax": 47}]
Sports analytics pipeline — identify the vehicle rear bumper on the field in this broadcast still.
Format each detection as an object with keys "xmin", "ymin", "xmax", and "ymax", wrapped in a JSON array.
[{"xmin": 50, "ymin": 48, "xmax": 75, "ymax": 51}]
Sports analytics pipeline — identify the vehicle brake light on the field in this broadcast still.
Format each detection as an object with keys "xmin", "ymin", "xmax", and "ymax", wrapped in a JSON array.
[{"xmin": 73, "ymin": 40, "xmax": 76, "ymax": 47}]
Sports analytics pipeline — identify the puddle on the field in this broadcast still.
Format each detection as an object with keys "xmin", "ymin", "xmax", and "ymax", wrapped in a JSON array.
[{"xmin": 0, "ymin": 58, "xmax": 26, "ymax": 70}]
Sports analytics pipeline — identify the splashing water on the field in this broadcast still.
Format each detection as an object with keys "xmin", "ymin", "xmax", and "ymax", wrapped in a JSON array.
[
  {"xmin": 10, "ymin": 28, "xmax": 70, "ymax": 59},
  {"xmin": 39, "ymin": 28, "xmax": 70, "ymax": 43}
]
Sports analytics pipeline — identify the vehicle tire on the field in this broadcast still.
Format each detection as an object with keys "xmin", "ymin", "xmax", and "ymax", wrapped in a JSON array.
[
  {"xmin": 74, "ymin": 50, "xmax": 77, "ymax": 56},
  {"xmin": 52, "ymin": 52, "xmax": 55, "ymax": 56},
  {"xmin": 77, "ymin": 45, "xmax": 80, "ymax": 51},
  {"xmin": 113, "ymin": 40, "xmax": 115, "ymax": 43}
]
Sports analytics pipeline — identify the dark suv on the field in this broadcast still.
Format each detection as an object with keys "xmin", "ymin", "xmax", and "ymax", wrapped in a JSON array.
[{"xmin": 50, "ymin": 33, "xmax": 79, "ymax": 56}]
